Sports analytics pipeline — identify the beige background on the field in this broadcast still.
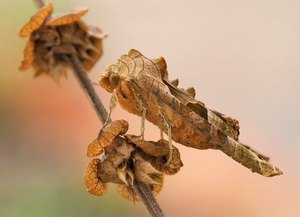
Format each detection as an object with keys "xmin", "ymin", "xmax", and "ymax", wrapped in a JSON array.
[{"xmin": 0, "ymin": 0, "xmax": 299, "ymax": 216}]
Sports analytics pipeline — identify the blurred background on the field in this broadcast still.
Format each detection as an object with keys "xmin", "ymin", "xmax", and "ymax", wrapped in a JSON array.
[{"xmin": 0, "ymin": 0, "xmax": 299, "ymax": 216}]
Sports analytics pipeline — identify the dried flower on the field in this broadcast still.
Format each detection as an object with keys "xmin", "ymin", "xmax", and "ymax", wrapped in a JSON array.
[
  {"xmin": 19, "ymin": 3, "xmax": 106, "ymax": 79},
  {"xmin": 83, "ymin": 120, "xmax": 183, "ymax": 201}
]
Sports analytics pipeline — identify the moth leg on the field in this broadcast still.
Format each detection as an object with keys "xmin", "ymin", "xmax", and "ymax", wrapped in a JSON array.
[
  {"xmin": 135, "ymin": 96, "xmax": 147, "ymax": 140},
  {"xmin": 104, "ymin": 92, "xmax": 117, "ymax": 126},
  {"xmin": 158, "ymin": 108, "xmax": 173, "ymax": 166},
  {"xmin": 99, "ymin": 92, "xmax": 117, "ymax": 156},
  {"xmin": 139, "ymin": 105, "xmax": 147, "ymax": 140},
  {"xmin": 160, "ymin": 129, "xmax": 164, "ymax": 140}
]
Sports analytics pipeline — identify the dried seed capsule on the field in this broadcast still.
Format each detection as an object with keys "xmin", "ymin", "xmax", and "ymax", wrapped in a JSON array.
[
  {"xmin": 84, "ymin": 159, "xmax": 107, "ymax": 196},
  {"xmin": 46, "ymin": 8, "xmax": 89, "ymax": 26},
  {"xmin": 125, "ymin": 135, "xmax": 169, "ymax": 157},
  {"xmin": 117, "ymin": 184, "xmax": 140, "ymax": 202},
  {"xmin": 19, "ymin": 3, "xmax": 106, "ymax": 79},
  {"xmin": 19, "ymin": 3, "xmax": 54, "ymax": 37},
  {"xmin": 134, "ymin": 154, "xmax": 163, "ymax": 185},
  {"xmin": 87, "ymin": 120, "xmax": 129, "ymax": 157},
  {"xmin": 153, "ymin": 144, "xmax": 183, "ymax": 175},
  {"xmin": 116, "ymin": 173, "xmax": 163, "ymax": 202}
]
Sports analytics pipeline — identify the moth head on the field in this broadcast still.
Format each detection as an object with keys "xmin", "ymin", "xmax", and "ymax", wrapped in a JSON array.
[{"xmin": 99, "ymin": 64, "xmax": 121, "ymax": 93}]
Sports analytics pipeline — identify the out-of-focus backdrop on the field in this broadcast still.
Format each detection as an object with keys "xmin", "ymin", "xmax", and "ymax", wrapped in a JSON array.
[{"xmin": 0, "ymin": 0, "xmax": 299, "ymax": 216}]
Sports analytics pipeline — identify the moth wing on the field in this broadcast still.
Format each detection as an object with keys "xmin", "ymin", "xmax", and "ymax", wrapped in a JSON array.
[
  {"xmin": 163, "ymin": 78, "xmax": 240, "ymax": 140},
  {"xmin": 129, "ymin": 49, "xmax": 167, "ymax": 78}
]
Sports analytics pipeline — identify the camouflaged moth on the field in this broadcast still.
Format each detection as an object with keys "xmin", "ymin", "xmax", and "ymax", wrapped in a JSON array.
[{"xmin": 99, "ymin": 49, "xmax": 282, "ymax": 177}]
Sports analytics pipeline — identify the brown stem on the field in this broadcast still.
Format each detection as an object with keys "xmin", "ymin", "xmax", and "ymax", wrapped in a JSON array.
[
  {"xmin": 66, "ymin": 54, "xmax": 166, "ymax": 217},
  {"xmin": 34, "ymin": 0, "xmax": 45, "ymax": 8},
  {"xmin": 67, "ymin": 55, "xmax": 108, "ymax": 124},
  {"xmin": 32, "ymin": 1, "xmax": 166, "ymax": 217},
  {"xmin": 133, "ymin": 181, "xmax": 165, "ymax": 217}
]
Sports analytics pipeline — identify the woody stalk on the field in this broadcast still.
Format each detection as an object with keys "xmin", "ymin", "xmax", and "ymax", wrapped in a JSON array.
[{"xmin": 19, "ymin": 1, "xmax": 166, "ymax": 217}]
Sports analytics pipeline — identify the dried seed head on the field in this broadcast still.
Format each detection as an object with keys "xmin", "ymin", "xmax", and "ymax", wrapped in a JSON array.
[
  {"xmin": 86, "ymin": 138, "xmax": 104, "ymax": 158},
  {"xmin": 84, "ymin": 159, "xmax": 107, "ymax": 196},
  {"xmin": 134, "ymin": 154, "xmax": 163, "ymax": 185},
  {"xmin": 87, "ymin": 120, "xmax": 129, "ymax": 157},
  {"xmin": 151, "ymin": 143, "xmax": 183, "ymax": 175},
  {"xmin": 97, "ymin": 156, "xmax": 124, "ymax": 184},
  {"xmin": 84, "ymin": 120, "xmax": 183, "ymax": 201},
  {"xmin": 19, "ymin": 3, "xmax": 106, "ymax": 79},
  {"xmin": 112, "ymin": 136, "xmax": 135, "ymax": 158},
  {"xmin": 46, "ymin": 8, "xmax": 89, "ymax": 26},
  {"xmin": 125, "ymin": 134, "xmax": 169, "ymax": 157},
  {"xmin": 117, "ymin": 184, "xmax": 140, "ymax": 202},
  {"xmin": 19, "ymin": 3, "xmax": 54, "ymax": 37},
  {"xmin": 117, "ymin": 168, "xmax": 134, "ymax": 186},
  {"xmin": 116, "ymin": 173, "xmax": 163, "ymax": 202}
]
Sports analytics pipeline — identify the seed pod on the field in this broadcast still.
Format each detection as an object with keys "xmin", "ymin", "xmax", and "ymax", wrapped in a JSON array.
[
  {"xmin": 87, "ymin": 120, "xmax": 129, "ymax": 157},
  {"xmin": 151, "ymin": 144, "xmax": 183, "ymax": 175},
  {"xmin": 46, "ymin": 8, "xmax": 89, "ymax": 26},
  {"xmin": 19, "ymin": 3, "xmax": 106, "ymax": 79},
  {"xmin": 84, "ymin": 159, "xmax": 107, "ymax": 196},
  {"xmin": 125, "ymin": 135, "xmax": 169, "ymax": 157},
  {"xmin": 116, "ymin": 173, "xmax": 164, "ymax": 202},
  {"xmin": 19, "ymin": 3, "xmax": 54, "ymax": 37}
]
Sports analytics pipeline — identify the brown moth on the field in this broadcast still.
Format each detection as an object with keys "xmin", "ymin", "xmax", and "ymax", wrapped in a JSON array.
[
  {"xmin": 84, "ymin": 120, "xmax": 183, "ymax": 201},
  {"xmin": 99, "ymin": 49, "xmax": 282, "ymax": 177},
  {"xmin": 19, "ymin": 3, "xmax": 106, "ymax": 79}
]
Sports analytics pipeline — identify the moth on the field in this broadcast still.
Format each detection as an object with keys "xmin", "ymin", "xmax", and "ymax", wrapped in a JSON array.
[
  {"xmin": 84, "ymin": 120, "xmax": 182, "ymax": 201},
  {"xmin": 99, "ymin": 49, "xmax": 282, "ymax": 177},
  {"xmin": 19, "ymin": 3, "xmax": 106, "ymax": 79}
]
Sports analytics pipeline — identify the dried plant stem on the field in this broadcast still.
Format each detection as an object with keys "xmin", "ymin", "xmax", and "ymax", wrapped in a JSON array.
[
  {"xmin": 32, "ymin": 1, "xmax": 165, "ymax": 216},
  {"xmin": 67, "ymin": 55, "xmax": 108, "ymax": 124},
  {"xmin": 34, "ymin": 0, "xmax": 45, "ymax": 8},
  {"xmin": 66, "ymin": 54, "xmax": 166, "ymax": 217},
  {"xmin": 134, "ymin": 181, "xmax": 165, "ymax": 217}
]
